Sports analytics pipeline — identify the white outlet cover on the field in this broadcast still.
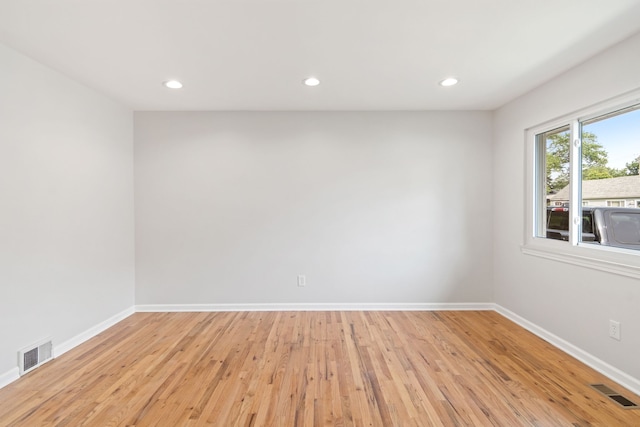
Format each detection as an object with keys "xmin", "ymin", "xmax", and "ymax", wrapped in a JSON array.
[
  {"xmin": 609, "ymin": 320, "xmax": 621, "ymax": 341},
  {"xmin": 297, "ymin": 275, "xmax": 306, "ymax": 287}
]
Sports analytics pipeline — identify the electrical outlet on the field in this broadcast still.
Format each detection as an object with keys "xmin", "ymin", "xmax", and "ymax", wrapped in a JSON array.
[
  {"xmin": 609, "ymin": 320, "xmax": 621, "ymax": 341},
  {"xmin": 297, "ymin": 275, "xmax": 306, "ymax": 287}
]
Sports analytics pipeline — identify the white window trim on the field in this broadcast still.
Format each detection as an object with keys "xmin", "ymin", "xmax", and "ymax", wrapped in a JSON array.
[{"xmin": 522, "ymin": 89, "xmax": 640, "ymax": 279}]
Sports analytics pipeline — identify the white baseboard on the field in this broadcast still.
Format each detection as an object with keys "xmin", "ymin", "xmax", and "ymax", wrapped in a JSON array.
[
  {"xmin": 0, "ymin": 367, "xmax": 19, "ymax": 389},
  {"xmin": 494, "ymin": 304, "xmax": 640, "ymax": 397},
  {"xmin": 135, "ymin": 302, "xmax": 495, "ymax": 312},
  {"xmin": 54, "ymin": 306, "xmax": 135, "ymax": 357}
]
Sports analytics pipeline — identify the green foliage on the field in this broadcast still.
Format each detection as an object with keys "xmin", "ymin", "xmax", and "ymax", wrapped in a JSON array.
[
  {"xmin": 582, "ymin": 166, "xmax": 612, "ymax": 180},
  {"xmin": 582, "ymin": 166, "xmax": 628, "ymax": 180},
  {"xmin": 625, "ymin": 156, "xmax": 639, "ymax": 175},
  {"xmin": 546, "ymin": 133, "xmax": 639, "ymax": 194},
  {"xmin": 546, "ymin": 131, "xmax": 607, "ymax": 193}
]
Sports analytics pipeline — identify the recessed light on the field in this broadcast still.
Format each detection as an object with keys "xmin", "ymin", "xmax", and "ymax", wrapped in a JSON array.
[
  {"xmin": 439, "ymin": 77, "xmax": 459, "ymax": 87},
  {"xmin": 163, "ymin": 80, "xmax": 183, "ymax": 89},
  {"xmin": 303, "ymin": 77, "xmax": 320, "ymax": 87}
]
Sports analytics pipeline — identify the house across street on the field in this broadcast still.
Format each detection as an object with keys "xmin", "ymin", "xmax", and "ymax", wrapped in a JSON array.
[{"xmin": 550, "ymin": 175, "xmax": 640, "ymax": 208}]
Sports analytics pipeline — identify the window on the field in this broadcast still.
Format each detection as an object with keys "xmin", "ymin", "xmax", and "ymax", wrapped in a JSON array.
[
  {"xmin": 609, "ymin": 212, "xmax": 640, "ymax": 247},
  {"xmin": 533, "ymin": 102, "xmax": 640, "ymax": 250},
  {"xmin": 525, "ymin": 93, "xmax": 640, "ymax": 277},
  {"xmin": 535, "ymin": 126, "xmax": 571, "ymax": 240}
]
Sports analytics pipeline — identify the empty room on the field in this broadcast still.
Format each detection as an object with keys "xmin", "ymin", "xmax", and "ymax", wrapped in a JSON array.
[{"xmin": 2, "ymin": 0, "xmax": 640, "ymax": 425}]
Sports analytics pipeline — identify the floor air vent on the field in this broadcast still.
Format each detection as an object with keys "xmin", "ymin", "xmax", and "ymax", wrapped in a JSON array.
[
  {"xmin": 19, "ymin": 338, "xmax": 53, "ymax": 375},
  {"xmin": 590, "ymin": 383, "xmax": 639, "ymax": 409}
]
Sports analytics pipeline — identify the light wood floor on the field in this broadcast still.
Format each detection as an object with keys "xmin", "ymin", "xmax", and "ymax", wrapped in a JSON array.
[{"xmin": 1, "ymin": 311, "xmax": 639, "ymax": 426}]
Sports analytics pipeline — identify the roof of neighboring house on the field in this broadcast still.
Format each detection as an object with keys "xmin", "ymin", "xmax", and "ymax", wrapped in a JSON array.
[{"xmin": 550, "ymin": 175, "xmax": 640, "ymax": 200}]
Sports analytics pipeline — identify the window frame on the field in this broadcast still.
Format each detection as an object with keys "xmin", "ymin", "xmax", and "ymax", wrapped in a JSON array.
[{"xmin": 523, "ymin": 90, "xmax": 640, "ymax": 279}]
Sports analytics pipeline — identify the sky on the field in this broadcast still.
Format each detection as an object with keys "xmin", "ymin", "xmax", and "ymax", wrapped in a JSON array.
[{"xmin": 583, "ymin": 107, "xmax": 640, "ymax": 169}]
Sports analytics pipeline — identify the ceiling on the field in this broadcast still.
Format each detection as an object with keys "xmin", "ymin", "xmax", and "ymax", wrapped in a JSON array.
[{"xmin": 2, "ymin": 0, "xmax": 640, "ymax": 111}]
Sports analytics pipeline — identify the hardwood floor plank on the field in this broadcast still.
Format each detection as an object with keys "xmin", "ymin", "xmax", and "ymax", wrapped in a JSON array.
[{"xmin": 1, "ymin": 311, "xmax": 640, "ymax": 426}]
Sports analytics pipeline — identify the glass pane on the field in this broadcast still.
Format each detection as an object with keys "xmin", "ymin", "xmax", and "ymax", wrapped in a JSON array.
[
  {"xmin": 580, "ymin": 105, "xmax": 640, "ymax": 250},
  {"xmin": 609, "ymin": 212, "xmax": 640, "ymax": 246},
  {"xmin": 536, "ymin": 126, "xmax": 571, "ymax": 240}
]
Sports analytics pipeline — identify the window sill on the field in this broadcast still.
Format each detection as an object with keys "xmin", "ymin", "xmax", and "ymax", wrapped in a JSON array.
[{"xmin": 521, "ymin": 240, "xmax": 640, "ymax": 280}]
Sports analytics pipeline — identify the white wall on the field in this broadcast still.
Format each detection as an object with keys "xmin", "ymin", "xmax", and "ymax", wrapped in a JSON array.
[
  {"xmin": 493, "ymin": 32, "xmax": 640, "ymax": 382},
  {"xmin": 0, "ymin": 44, "xmax": 135, "ymax": 377},
  {"xmin": 2, "ymin": 23, "xmax": 638, "ymax": 396},
  {"xmin": 134, "ymin": 111, "xmax": 493, "ymax": 306}
]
